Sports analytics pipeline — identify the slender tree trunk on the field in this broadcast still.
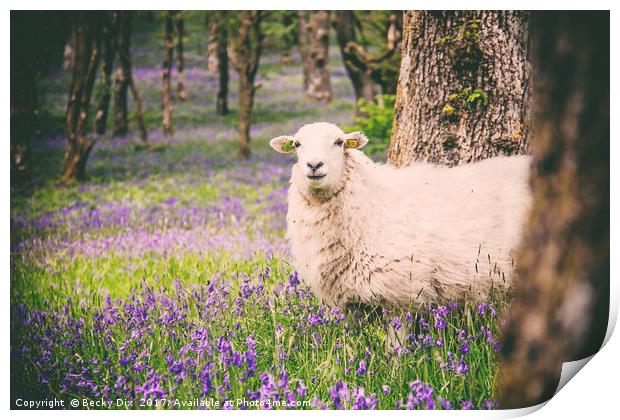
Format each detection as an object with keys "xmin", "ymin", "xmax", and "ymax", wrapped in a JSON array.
[
  {"xmin": 162, "ymin": 11, "xmax": 175, "ymax": 137},
  {"xmin": 231, "ymin": 11, "xmax": 263, "ymax": 159},
  {"xmin": 388, "ymin": 11, "xmax": 531, "ymax": 167},
  {"xmin": 94, "ymin": 12, "xmax": 118, "ymax": 135},
  {"xmin": 215, "ymin": 12, "xmax": 229, "ymax": 115},
  {"xmin": 298, "ymin": 11, "xmax": 311, "ymax": 91},
  {"xmin": 333, "ymin": 11, "xmax": 379, "ymax": 110},
  {"xmin": 112, "ymin": 12, "xmax": 146, "ymax": 140},
  {"xmin": 175, "ymin": 13, "xmax": 186, "ymax": 101},
  {"xmin": 499, "ymin": 11, "xmax": 609, "ymax": 408},
  {"xmin": 306, "ymin": 11, "xmax": 332, "ymax": 102},
  {"xmin": 127, "ymin": 71, "xmax": 148, "ymax": 142},
  {"xmin": 63, "ymin": 31, "xmax": 75, "ymax": 71},
  {"xmin": 115, "ymin": 12, "xmax": 147, "ymax": 142},
  {"xmin": 238, "ymin": 76, "xmax": 254, "ymax": 158},
  {"xmin": 207, "ymin": 20, "xmax": 219, "ymax": 75},
  {"xmin": 112, "ymin": 13, "xmax": 129, "ymax": 136},
  {"xmin": 62, "ymin": 12, "xmax": 103, "ymax": 181}
]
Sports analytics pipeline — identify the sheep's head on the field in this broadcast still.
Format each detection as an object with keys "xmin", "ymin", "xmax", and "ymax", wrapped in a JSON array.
[{"xmin": 269, "ymin": 122, "xmax": 368, "ymax": 195}]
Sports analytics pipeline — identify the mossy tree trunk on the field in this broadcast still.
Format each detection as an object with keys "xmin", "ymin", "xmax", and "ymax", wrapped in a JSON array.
[
  {"xmin": 388, "ymin": 11, "xmax": 531, "ymax": 167},
  {"xmin": 499, "ymin": 11, "xmax": 609, "ymax": 408},
  {"xmin": 306, "ymin": 11, "xmax": 331, "ymax": 103},
  {"xmin": 230, "ymin": 11, "xmax": 263, "ymax": 159}
]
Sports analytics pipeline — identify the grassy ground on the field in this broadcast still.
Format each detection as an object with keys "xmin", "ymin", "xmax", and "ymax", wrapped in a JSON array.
[{"xmin": 11, "ymin": 13, "xmax": 506, "ymax": 410}]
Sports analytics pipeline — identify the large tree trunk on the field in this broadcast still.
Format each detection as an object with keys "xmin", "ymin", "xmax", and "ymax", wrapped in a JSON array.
[
  {"xmin": 499, "ymin": 11, "xmax": 609, "ymax": 408},
  {"xmin": 297, "ymin": 11, "xmax": 311, "ymax": 91},
  {"xmin": 162, "ymin": 11, "xmax": 175, "ymax": 137},
  {"xmin": 93, "ymin": 12, "xmax": 118, "ymax": 135},
  {"xmin": 306, "ymin": 11, "xmax": 332, "ymax": 102},
  {"xmin": 388, "ymin": 11, "xmax": 531, "ymax": 167},
  {"xmin": 175, "ymin": 12, "xmax": 186, "ymax": 102},
  {"xmin": 230, "ymin": 11, "xmax": 263, "ymax": 159},
  {"xmin": 62, "ymin": 12, "xmax": 103, "ymax": 181},
  {"xmin": 333, "ymin": 11, "xmax": 379, "ymax": 109}
]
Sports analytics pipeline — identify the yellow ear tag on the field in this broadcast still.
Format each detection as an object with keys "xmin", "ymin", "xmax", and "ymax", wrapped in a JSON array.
[{"xmin": 345, "ymin": 139, "xmax": 358, "ymax": 148}]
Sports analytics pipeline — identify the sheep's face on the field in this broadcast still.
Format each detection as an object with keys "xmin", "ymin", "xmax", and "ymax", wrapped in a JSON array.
[{"xmin": 269, "ymin": 122, "xmax": 368, "ymax": 194}]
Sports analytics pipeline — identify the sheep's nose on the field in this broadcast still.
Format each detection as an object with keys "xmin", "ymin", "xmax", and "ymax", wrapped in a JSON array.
[{"xmin": 307, "ymin": 161, "xmax": 324, "ymax": 171}]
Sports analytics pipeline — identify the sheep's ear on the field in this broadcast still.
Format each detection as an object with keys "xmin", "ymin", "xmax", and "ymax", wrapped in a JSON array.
[
  {"xmin": 344, "ymin": 131, "xmax": 369, "ymax": 149},
  {"xmin": 269, "ymin": 135, "xmax": 296, "ymax": 154}
]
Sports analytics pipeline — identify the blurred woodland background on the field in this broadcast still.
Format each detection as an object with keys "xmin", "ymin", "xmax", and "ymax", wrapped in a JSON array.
[{"xmin": 10, "ymin": 11, "xmax": 609, "ymax": 409}]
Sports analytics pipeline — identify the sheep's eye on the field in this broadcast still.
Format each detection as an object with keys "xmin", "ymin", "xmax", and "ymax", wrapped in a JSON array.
[
  {"xmin": 334, "ymin": 139, "xmax": 344, "ymax": 147},
  {"xmin": 294, "ymin": 141, "xmax": 301, "ymax": 148}
]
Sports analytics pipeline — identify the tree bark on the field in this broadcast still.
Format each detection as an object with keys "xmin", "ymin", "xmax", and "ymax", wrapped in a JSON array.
[
  {"xmin": 119, "ymin": 12, "xmax": 147, "ymax": 141},
  {"xmin": 62, "ymin": 30, "xmax": 75, "ymax": 71},
  {"xmin": 112, "ymin": 13, "xmax": 129, "ymax": 136},
  {"xmin": 388, "ymin": 11, "xmax": 531, "ymax": 167},
  {"xmin": 230, "ymin": 11, "xmax": 263, "ymax": 159},
  {"xmin": 62, "ymin": 12, "xmax": 103, "ymax": 181},
  {"xmin": 306, "ymin": 11, "xmax": 332, "ymax": 102},
  {"xmin": 333, "ymin": 11, "xmax": 379, "ymax": 109},
  {"xmin": 207, "ymin": 19, "xmax": 219, "ymax": 75},
  {"xmin": 162, "ymin": 11, "xmax": 175, "ymax": 137},
  {"xmin": 499, "ymin": 11, "xmax": 609, "ymax": 408},
  {"xmin": 297, "ymin": 11, "xmax": 311, "ymax": 91},
  {"xmin": 212, "ymin": 12, "xmax": 229, "ymax": 115},
  {"xmin": 94, "ymin": 12, "xmax": 118, "ymax": 135},
  {"xmin": 175, "ymin": 12, "xmax": 187, "ymax": 102},
  {"xmin": 112, "ymin": 12, "xmax": 146, "ymax": 141}
]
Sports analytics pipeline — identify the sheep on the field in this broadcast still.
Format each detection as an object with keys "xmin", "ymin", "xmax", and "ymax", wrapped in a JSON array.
[{"xmin": 269, "ymin": 122, "xmax": 531, "ymax": 312}]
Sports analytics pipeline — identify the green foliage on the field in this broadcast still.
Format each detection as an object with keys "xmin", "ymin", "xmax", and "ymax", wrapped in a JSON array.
[
  {"xmin": 345, "ymin": 95, "xmax": 396, "ymax": 157},
  {"xmin": 262, "ymin": 11, "xmax": 298, "ymax": 53},
  {"xmin": 442, "ymin": 88, "xmax": 488, "ymax": 121},
  {"xmin": 352, "ymin": 11, "xmax": 402, "ymax": 95}
]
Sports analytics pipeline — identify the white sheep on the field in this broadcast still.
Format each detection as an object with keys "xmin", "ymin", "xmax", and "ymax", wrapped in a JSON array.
[{"xmin": 270, "ymin": 122, "xmax": 531, "ymax": 310}]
